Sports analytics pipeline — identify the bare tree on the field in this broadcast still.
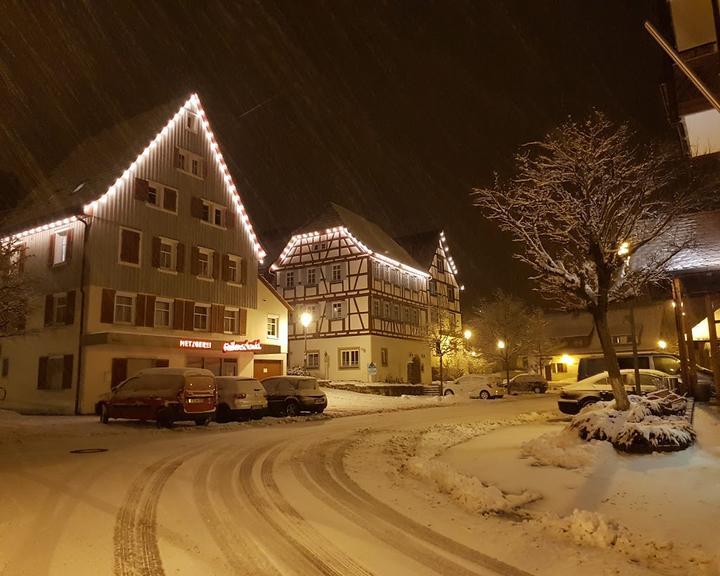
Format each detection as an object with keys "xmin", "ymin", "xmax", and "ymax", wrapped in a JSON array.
[
  {"xmin": 524, "ymin": 308, "xmax": 556, "ymax": 377},
  {"xmin": 0, "ymin": 238, "xmax": 30, "ymax": 336},
  {"xmin": 427, "ymin": 308, "xmax": 463, "ymax": 394},
  {"xmin": 473, "ymin": 113, "xmax": 694, "ymax": 410}
]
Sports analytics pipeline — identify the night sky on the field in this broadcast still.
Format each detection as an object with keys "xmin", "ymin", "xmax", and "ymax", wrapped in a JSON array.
[{"xmin": 0, "ymin": 0, "xmax": 673, "ymax": 308}]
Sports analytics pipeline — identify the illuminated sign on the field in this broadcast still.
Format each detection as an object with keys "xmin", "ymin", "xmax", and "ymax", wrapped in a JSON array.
[
  {"xmin": 223, "ymin": 339, "xmax": 262, "ymax": 353},
  {"xmin": 179, "ymin": 339, "xmax": 212, "ymax": 349}
]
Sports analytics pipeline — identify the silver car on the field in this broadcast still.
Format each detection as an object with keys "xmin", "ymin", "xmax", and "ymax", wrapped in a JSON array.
[
  {"xmin": 443, "ymin": 374, "xmax": 504, "ymax": 399},
  {"xmin": 215, "ymin": 377, "xmax": 268, "ymax": 422}
]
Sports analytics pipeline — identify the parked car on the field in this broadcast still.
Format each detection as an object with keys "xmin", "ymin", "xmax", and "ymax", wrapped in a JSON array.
[
  {"xmin": 215, "ymin": 376, "xmax": 268, "ymax": 422},
  {"xmin": 443, "ymin": 374, "xmax": 504, "ymax": 399},
  {"xmin": 577, "ymin": 353, "xmax": 713, "ymax": 386},
  {"xmin": 502, "ymin": 373, "xmax": 548, "ymax": 394},
  {"xmin": 261, "ymin": 375, "xmax": 327, "ymax": 416},
  {"xmin": 99, "ymin": 367, "xmax": 216, "ymax": 427},
  {"xmin": 558, "ymin": 369, "xmax": 678, "ymax": 415}
]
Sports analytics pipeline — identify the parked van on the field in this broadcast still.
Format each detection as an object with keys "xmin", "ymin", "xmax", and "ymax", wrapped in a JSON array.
[
  {"xmin": 577, "ymin": 353, "xmax": 713, "ymax": 386},
  {"xmin": 215, "ymin": 376, "xmax": 268, "ymax": 422},
  {"xmin": 99, "ymin": 367, "xmax": 216, "ymax": 427},
  {"xmin": 261, "ymin": 376, "xmax": 327, "ymax": 416}
]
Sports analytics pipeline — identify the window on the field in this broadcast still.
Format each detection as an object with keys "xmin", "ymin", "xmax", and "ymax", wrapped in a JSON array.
[
  {"xmin": 285, "ymin": 270, "xmax": 296, "ymax": 288},
  {"xmin": 392, "ymin": 303, "xmax": 400, "ymax": 321},
  {"xmin": 226, "ymin": 255, "xmax": 243, "ymax": 284},
  {"xmin": 612, "ymin": 335, "xmax": 632, "ymax": 345},
  {"xmin": 306, "ymin": 268, "xmax": 317, "ymax": 286},
  {"xmin": 372, "ymin": 299, "xmax": 381, "ymax": 318},
  {"xmin": 52, "ymin": 230, "xmax": 70, "ymax": 266},
  {"xmin": 154, "ymin": 299, "xmax": 171, "ymax": 328},
  {"xmin": 185, "ymin": 111, "xmax": 199, "ymax": 132},
  {"xmin": 193, "ymin": 305, "xmax": 209, "ymax": 331},
  {"xmin": 383, "ymin": 301, "xmax": 391, "ymax": 319},
  {"xmin": 412, "ymin": 308, "xmax": 420, "ymax": 326},
  {"xmin": 114, "ymin": 294, "xmax": 134, "ymax": 324},
  {"xmin": 39, "ymin": 355, "xmax": 70, "ymax": 390},
  {"xmin": 307, "ymin": 352, "xmax": 320, "ymax": 369},
  {"xmin": 147, "ymin": 183, "xmax": 178, "ymax": 213},
  {"xmin": 331, "ymin": 302, "xmax": 343, "ymax": 320},
  {"xmin": 200, "ymin": 200, "xmax": 226, "ymax": 227},
  {"xmin": 197, "ymin": 248, "xmax": 212, "ymax": 279},
  {"xmin": 437, "ymin": 258, "xmax": 444, "ymax": 273},
  {"xmin": 1, "ymin": 358, "xmax": 8, "ymax": 377},
  {"xmin": 312, "ymin": 242, "xmax": 327, "ymax": 252},
  {"xmin": 448, "ymin": 286, "xmax": 456, "ymax": 303},
  {"xmin": 429, "ymin": 279, "xmax": 438, "ymax": 295},
  {"xmin": 224, "ymin": 308, "xmax": 239, "ymax": 333},
  {"xmin": 119, "ymin": 228, "xmax": 141, "ymax": 265},
  {"xmin": 331, "ymin": 263, "xmax": 342, "ymax": 283},
  {"xmin": 159, "ymin": 240, "xmax": 174, "ymax": 270},
  {"xmin": 340, "ymin": 349, "xmax": 360, "ymax": 368},
  {"xmin": 381, "ymin": 348, "xmax": 388, "ymax": 367},
  {"xmin": 177, "ymin": 147, "xmax": 205, "ymax": 179},
  {"xmin": 403, "ymin": 274, "xmax": 410, "ymax": 290},
  {"xmin": 53, "ymin": 293, "xmax": 68, "ymax": 325},
  {"xmin": 267, "ymin": 315, "xmax": 279, "ymax": 339},
  {"xmin": 192, "ymin": 158, "xmax": 201, "ymax": 177},
  {"xmin": 552, "ymin": 363, "xmax": 568, "ymax": 374},
  {"xmin": 178, "ymin": 150, "xmax": 187, "ymax": 171}
]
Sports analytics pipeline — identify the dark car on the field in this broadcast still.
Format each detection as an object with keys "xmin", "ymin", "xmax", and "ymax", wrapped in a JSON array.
[
  {"xmin": 261, "ymin": 375, "xmax": 327, "ymax": 416},
  {"xmin": 502, "ymin": 373, "xmax": 548, "ymax": 394}
]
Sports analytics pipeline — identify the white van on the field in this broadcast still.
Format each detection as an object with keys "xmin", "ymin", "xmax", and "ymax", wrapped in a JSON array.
[{"xmin": 215, "ymin": 377, "xmax": 268, "ymax": 422}]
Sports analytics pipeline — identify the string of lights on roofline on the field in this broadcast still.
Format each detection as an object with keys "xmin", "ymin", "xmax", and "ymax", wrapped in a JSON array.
[
  {"xmin": 272, "ymin": 226, "xmax": 432, "ymax": 279},
  {"xmin": 2, "ymin": 94, "xmax": 267, "ymax": 262}
]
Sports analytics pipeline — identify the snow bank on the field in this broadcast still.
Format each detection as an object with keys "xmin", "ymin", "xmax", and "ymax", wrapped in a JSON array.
[{"xmin": 520, "ymin": 429, "xmax": 613, "ymax": 469}]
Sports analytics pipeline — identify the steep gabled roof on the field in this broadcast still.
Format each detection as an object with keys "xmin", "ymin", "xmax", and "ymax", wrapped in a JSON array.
[
  {"xmin": 665, "ymin": 210, "xmax": 720, "ymax": 273},
  {"xmin": 394, "ymin": 230, "xmax": 441, "ymax": 270},
  {"xmin": 1, "ymin": 94, "xmax": 266, "ymax": 259},
  {"xmin": 291, "ymin": 202, "xmax": 424, "ymax": 271}
]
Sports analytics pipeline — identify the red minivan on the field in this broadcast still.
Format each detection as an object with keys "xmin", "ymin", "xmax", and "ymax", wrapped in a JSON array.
[{"xmin": 99, "ymin": 367, "xmax": 216, "ymax": 427}]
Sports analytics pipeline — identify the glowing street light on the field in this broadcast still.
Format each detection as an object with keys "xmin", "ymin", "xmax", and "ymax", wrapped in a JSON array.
[
  {"xmin": 618, "ymin": 241, "xmax": 630, "ymax": 257},
  {"xmin": 658, "ymin": 339, "xmax": 668, "ymax": 350},
  {"xmin": 497, "ymin": 339, "xmax": 505, "ymax": 349},
  {"xmin": 300, "ymin": 312, "xmax": 313, "ymax": 369},
  {"xmin": 463, "ymin": 329, "xmax": 472, "ymax": 340}
]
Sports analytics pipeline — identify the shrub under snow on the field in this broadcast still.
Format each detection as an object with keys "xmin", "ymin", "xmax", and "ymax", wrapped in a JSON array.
[
  {"xmin": 570, "ymin": 393, "xmax": 695, "ymax": 452},
  {"xmin": 521, "ymin": 429, "xmax": 612, "ymax": 469}
]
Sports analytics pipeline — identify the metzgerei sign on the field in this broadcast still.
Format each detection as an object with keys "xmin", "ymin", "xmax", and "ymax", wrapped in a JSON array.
[{"xmin": 179, "ymin": 339, "xmax": 212, "ymax": 349}]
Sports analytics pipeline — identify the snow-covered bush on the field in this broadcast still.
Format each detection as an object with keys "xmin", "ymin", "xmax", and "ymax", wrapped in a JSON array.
[
  {"xmin": 521, "ymin": 429, "xmax": 612, "ymax": 469},
  {"xmin": 570, "ymin": 396, "xmax": 695, "ymax": 452},
  {"xmin": 287, "ymin": 365, "xmax": 309, "ymax": 376}
]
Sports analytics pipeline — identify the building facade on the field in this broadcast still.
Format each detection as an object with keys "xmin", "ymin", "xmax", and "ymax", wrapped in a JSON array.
[
  {"xmin": 0, "ymin": 94, "xmax": 288, "ymax": 414},
  {"xmin": 271, "ymin": 204, "xmax": 434, "ymax": 384}
]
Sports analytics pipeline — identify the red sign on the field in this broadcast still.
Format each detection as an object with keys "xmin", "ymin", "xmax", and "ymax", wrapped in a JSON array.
[
  {"xmin": 179, "ymin": 339, "xmax": 212, "ymax": 349},
  {"xmin": 223, "ymin": 339, "xmax": 262, "ymax": 353}
]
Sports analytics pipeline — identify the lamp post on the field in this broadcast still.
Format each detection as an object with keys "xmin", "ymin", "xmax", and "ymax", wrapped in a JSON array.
[
  {"xmin": 300, "ymin": 312, "xmax": 312, "ymax": 370},
  {"xmin": 497, "ymin": 339, "xmax": 510, "ymax": 391}
]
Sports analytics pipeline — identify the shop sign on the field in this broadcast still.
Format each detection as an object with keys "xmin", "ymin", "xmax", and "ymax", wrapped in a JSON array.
[
  {"xmin": 222, "ymin": 339, "xmax": 262, "ymax": 353},
  {"xmin": 179, "ymin": 339, "xmax": 212, "ymax": 349}
]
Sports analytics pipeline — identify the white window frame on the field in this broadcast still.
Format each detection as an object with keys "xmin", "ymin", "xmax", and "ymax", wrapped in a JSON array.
[
  {"xmin": 52, "ymin": 229, "xmax": 70, "ymax": 266},
  {"xmin": 306, "ymin": 267, "xmax": 317, "ymax": 286},
  {"xmin": 118, "ymin": 227, "xmax": 142, "ymax": 267},
  {"xmin": 223, "ymin": 308, "xmax": 239, "ymax": 334},
  {"xmin": 285, "ymin": 270, "xmax": 296, "ymax": 288},
  {"xmin": 159, "ymin": 238, "xmax": 178, "ymax": 272},
  {"xmin": 330, "ymin": 263, "xmax": 342, "ymax": 283},
  {"xmin": 306, "ymin": 351, "xmax": 320, "ymax": 369},
  {"xmin": 146, "ymin": 181, "xmax": 178, "ymax": 214},
  {"xmin": 154, "ymin": 298, "xmax": 172, "ymax": 328},
  {"xmin": 340, "ymin": 349, "xmax": 360, "ymax": 369},
  {"xmin": 197, "ymin": 247, "xmax": 213, "ymax": 280},
  {"xmin": 227, "ymin": 254, "xmax": 242, "ymax": 285},
  {"xmin": 200, "ymin": 199, "xmax": 226, "ymax": 228},
  {"xmin": 53, "ymin": 292, "xmax": 68, "ymax": 325},
  {"xmin": 177, "ymin": 147, "xmax": 205, "ymax": 180},
  {"xmin": 331, "ymin": 302, "xmax": 343, "ymax": 320},
  {"xmin": 185, "ymin": 111, "xmax": 199, "ymax": 133},
  {"xmin": 114, "ymin": 293, "xmax": 135, "ymax": 325},
  {"xmin": 193, "ymin": 304, "xmax": 210, "ymax": 331},
  {"xmin": 267, "ymin": 315, "xmax": 279, "ymax": 339}
]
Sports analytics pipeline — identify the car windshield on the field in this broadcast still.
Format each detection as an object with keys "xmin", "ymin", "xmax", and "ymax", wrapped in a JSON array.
[{"xmin": 653, "ymin": 356, "xmax": 681, "ymax": 375}]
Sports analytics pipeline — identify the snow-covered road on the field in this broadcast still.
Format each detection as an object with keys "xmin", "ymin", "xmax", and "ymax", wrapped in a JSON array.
[{"xmin": 3, "ymin": 395, "xmax": 714, "ymax": 576}]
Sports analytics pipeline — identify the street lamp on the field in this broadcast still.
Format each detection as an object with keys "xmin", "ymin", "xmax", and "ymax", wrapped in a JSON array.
[
  {"xmin": 497, "ymin": 339, "xmax": 510, "ymax": 390},
  {"xmin": 463, "ymin": 329, "xmax": 472, "ymax": 340},
  {"xmin": 658, "ymin": 339, "xmax": 668, "ymax": 350},
  {"xmin": 300, "ymin": 312, "xmax": 313, "ymax": 369}
]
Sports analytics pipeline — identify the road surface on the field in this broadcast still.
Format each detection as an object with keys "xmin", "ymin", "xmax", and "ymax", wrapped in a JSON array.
[{"xmin": 0, "ymin": 396, "xmax": 557, "ymax": 576}]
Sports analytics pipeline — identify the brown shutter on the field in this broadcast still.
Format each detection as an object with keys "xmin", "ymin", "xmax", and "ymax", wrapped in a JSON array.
[
  {"xmin": 65, "ymin": 291, "xmax": 76, "ymax": 325},
  {"xmin": 120, "ymin": 229, "xmax": 140, "ymax": 264},
  {"xmin": 151, "ymin": 237, "xmax": 161, "ymax": 268},
  {"xmin": 44, "ymin": 294, "xmax": 54, "ymax": 326},
  {"xmin": 145, "ymin": 295, "xmax": 156, "ymax": 327},
  {"xmin": 47, "ymin": 233, "xmax": 55, "ymax": 267},
  {"xmin": 173, "ymin": 300, "xmax": 184, "ymax": 329},
  {"xmin": 101, "ymin": 289, "xmax": 116, "ymax": 323},
  {"xmin": 37, "ymin": 356, "xmax": 48, "ymax": 389},
  {"xmin": 176, "ymin": 243, "xmax": 185, "ymax": 272},
  {"xmin": 134, "ymin": 177, "xmax": 149, "ymax": 201},
  {"xmin": 211, "ymin": 304, "xmax": 224, "ymax": 333},
  {"xmin": 212, "ymin": 251, "xmax": 220, "ymax": 279},
  {"xmin": 190, "ymin": 247, "xmax": 200, "ymax": 275},
  {"xmin": 62, "ymin": 354, "xmax": 73, "ymax": 389},
  {"xmin": 163, "ymin": 188, "xmax": 177, "ymax": 212},
  {"xmin": 65, "ymin": 229, "xmax": 74, "ymax": 264},
  {"xmin": 190, "ymin": 197, "xmax": 204, "ymax": 219},
  {"xmin": 221, "ymin": 254, "xmax": 230, "ymax": 281},
  {"xmin": 184, "ymin": 301, "xmax": 195, "ymax": 330},
  {"xmin": 238, "ymin": 308, "xmax": 247, "ymax": 335},
  {"xmin": 135, "ymin": 295, "xmax": 146, "ymax": 326},
  {"xmin": 111, "ymin": 358, "xmax": 128, "ymax": 388},
  {"xmin": 240, "ymin": 258, "xmax": 248, "ymax": 286}
]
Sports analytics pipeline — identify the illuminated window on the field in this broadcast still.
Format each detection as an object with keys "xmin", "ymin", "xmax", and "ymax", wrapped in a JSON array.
[
  {"xmin": 331, "ymin": 302, "xmax": 343, "ymax": 319},
  {"xmin": 267, "ymin": 315, "xmax": 279, "ymax": 339},
  {"xmin": 224, "ymin": 308, "xmax": 239, "ymax": 333},
  {"xmin": 154, "ymin": 299, "xmax": 171, "ymax": 328},
  {"xmin": 114, "ymin": 294, "xmax": 134, "ymax": 324},
  {"xmin": 52, "ymin": 230, "xmax": 70, "ymax": 266}
]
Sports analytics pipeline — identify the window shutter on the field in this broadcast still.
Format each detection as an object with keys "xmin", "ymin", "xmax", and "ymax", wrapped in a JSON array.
[
  {"xmin": 176, "ymin": 243, "xmax": 185, "ymax": 272},
  {"xmin": 240, "ymin": 258, "xmax": 248, "ymax": 286},
  {"xmin": 211, "ymin": 304, "xmax": 224, "ymax": 332},
  {"xmin": 62, "ymin": 355, "xmax": 73, "ymax": 389},
  {"xmin": 342, "ymin": 300, "xmax": 348, "ymax": 319},
  {"xmin": 63, "ymin": 229, "xmax": 74, "ymax": 264},
  {"xmin": 225, "ymin": 210, "xmax": 234, "ymax": 229},
  {"xmin": 238, "ymin": 308, "xmax": 247, "ymax": 335},
  {"xmin": 37, "ymin": 357, "xmax": 48, "ymax": 389},
  {"xmin": 221, "ymin": 254, "xmax": 230, "ymax": 281},
  {"xmin": 101, "ymin": 288, "xmax": 116, "ymax": 323},
  {"xmin": 151, "ymin": 237, "xmax": 161, "ymax": 268},
  {"xmin": 212, "ymin": 251, "xmax": 220, "ymax": 279},
  {"xmin": 120, "ymin": 229, "xmax": 140, "ymax": 265},
  {"xmin": 163, "ymin": 188, "xmax": 177, "ymax": 212},
  {"xmin": 190, "ymin": 197, "xmax": 204, "ymax": 219},
  {"xmin": 184, "ymin": 301, "xmax": 195, "ymax": 331},
  {"xmin": 173, "ymin": 300, "xmax": 184, "ymax": 330},
  {"xmin": 135, "ymin": 295, "xmax": 146, "ymax": 327},
  {"xmin": 47, "ymin": 233, "xmax": 55, "ymax": 268},
  {"xmin": 190, "ymin": 247, "xmax": 200, "ymax": 275},
  {"xmin": 134, "ymin": 178, "xmax": 149, "ymax": 201},
  {"xmin": 44, "ymin": 294, "xmax": 54, "ymax": 326},
  {"xmin": 340, "ymin": 263, "xmax": 347, "ymax": 282},
  {"xmin": 145, "ymin": 295, "xmax": 156, "ymax": 327},
  {"xmin": 65, "ymin": 291, "xmax": 76, "ymax": 325}
]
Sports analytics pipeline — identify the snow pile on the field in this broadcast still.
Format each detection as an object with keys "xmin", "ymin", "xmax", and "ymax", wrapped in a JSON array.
[
  {"xmin": 520, "ymin": 429, "xmax": 612, "ymax": 469},
  {"xmin": 571, "ymin": 396, "xmax": 695, "ymax": 451},
  {"xmin": 541, "ymin": 509, "xmax": 620, "ymax": 548}
]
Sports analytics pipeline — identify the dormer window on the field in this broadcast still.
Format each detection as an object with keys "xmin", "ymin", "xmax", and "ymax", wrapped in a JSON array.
[{"xmin": 185, "ymin": 111, "xmax": 199, "ymax": 133}]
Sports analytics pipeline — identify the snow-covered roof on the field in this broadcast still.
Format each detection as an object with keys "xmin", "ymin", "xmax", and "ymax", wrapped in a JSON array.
[{"xmin": 666, "ymin": 210, "xmax": 720, "ymax": 274}]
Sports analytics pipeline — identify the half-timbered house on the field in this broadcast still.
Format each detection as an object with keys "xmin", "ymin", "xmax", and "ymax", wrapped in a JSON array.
[
  {"xmin": 271, "ymin": 203, "xmax": 432, "ymax": 384},
  {"xmin": 0, "ymin": 94, "xmax": 289, "ymax": 414}
]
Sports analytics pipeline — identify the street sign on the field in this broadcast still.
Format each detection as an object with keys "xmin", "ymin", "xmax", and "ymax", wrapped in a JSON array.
[{"xmin": 367, "ymin": 362, "xmax": 377, "ymax": 375}]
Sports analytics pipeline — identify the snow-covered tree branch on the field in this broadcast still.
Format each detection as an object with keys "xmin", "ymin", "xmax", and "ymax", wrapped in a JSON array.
[{"xmin": 0, "ymin": 238, "xmax": 30, "ymax": 336}]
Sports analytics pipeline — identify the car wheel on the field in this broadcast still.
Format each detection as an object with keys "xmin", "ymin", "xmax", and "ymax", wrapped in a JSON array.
[
  {"xmin": 156, "ymin": 409, "xmax": 173, "ymax": 429},
  {"xmin": 285, "ymin": 400, "xmax": 300, "ymax": 417},
  {"xmin": 215, "ymin": 404, "xmax": 231, "ymax": 423},
  {"xmin": 443, "ymin": 389, "xmax": 455, "ymax": 396},
  {"xmin": 99, "ymin": 404, "xmax": 109, "ymax": 424},
  {"xmin": 579, "ymin": 397, "xmax": 599, "ymax": 411},
  {"xmin": 533, "ymin": 386, "xmax": 542, "ymax": 394},
  {"xmin": 195, "ymin": 417, "xmax": 211, "ymax": 426},
  {"xmin": 479, "ymin": 390, "xmax": 490, "ymax": 400}
]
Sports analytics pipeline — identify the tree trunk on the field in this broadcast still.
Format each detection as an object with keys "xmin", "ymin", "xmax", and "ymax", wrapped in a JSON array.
[
  {"xmin": 439, "ymin": 354, "xmax": 444, "ymax": 396},
  {"xmin": 591, "ymin": 307, "xmax": 630, "ymax": 410}
]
